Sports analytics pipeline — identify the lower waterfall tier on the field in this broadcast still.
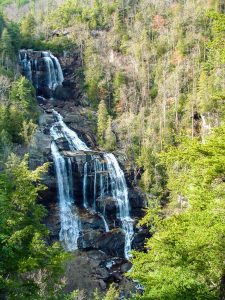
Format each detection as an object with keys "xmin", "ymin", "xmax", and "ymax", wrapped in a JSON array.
[
  {"xmin": 50, "ymin": 110, "xmax": 134, "ymax": 259},
  {"xmin": 29, "ymin": 106, "xmax": 149, "ymax": 259}
]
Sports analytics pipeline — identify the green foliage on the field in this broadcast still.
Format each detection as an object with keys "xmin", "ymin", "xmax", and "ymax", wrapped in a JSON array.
[
  {"xmin": 0, "ymin": 75, "xmax": 38, "ymax": 150},
  {"xmin": 0, "ymin": 13, "xmax": 21, "ymax": 71},
  {"xmin": 0, "ymin": 0, "xmax": 30, "ymax": 9},
  {"xmin": 97, "ymin": 99, "xmax": 108, "ymax": 145},
  {"xmin": 7, "ymin": 21, "xmax": 21, "ymax": 53},
  {"xmin": 104, "ymin": 116, "xmax": 116, "ymax": 151},
  {"xmin": 93, "ymin": 285, "xmax": 119, "ymax": 300},
  {"xmin": 130, "ymin": 126, "xmax": 225, "ymax": 299},
  {"xmin": 20, "ymin": 13, "xmax": 36, "ymax": 48},
  {"xmin": 0, "ymin": 155, "xmax": 68, "ymax": 299},
  {"xmin": 84, "ymin": 38, "xmax": 104, "ymax": 106},
  {"xmin": 103, "ymin": 285, "xmax": 119, "ymax": 300},
  {"xmin": 0, "ymin": 104, "xmax": 24, "ymax": 144},
  {"xmin": 10, "ymin": 76, "xmax": 38, "ymax": 119},
  {"xmin": 113, "ymin": 71, "xmax": 126, "ymax": 108},
  {"xmin": 0, "ymin": 12, "xmax": 5, "ymax": 36},
  {"xmin": 0, "ymin": 28, "xmax": 14, "ymax": 62},
  {"xmin": 137, "ymin": 145, "xmax": 166, "ymax": 195},
  {"xmin": 0, "ymin": 129, "xmax": 12, "ymax": 161}
]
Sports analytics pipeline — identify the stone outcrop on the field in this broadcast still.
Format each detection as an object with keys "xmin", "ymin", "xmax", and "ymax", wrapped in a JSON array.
[{"xmin": 64, "ymin": 251, "xmax": 136, "ymax": 299}]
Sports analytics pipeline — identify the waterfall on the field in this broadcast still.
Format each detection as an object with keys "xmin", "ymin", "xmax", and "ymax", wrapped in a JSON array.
[
  {"xmin": 43, "ymin": 56, "xmax": 57, "ymax": 89},
  {"xmin": 51, "ymin": 110, "xmax": 134, "ymax": 258},
  {"xmin": 19, "ymin": 48, "xmax": 135, "ymax": 257},
  {"xmin": 20, "ymin": 52, "xmax": 32, "ymax": 81},
  {"xmin": 51, "ymin": 110, "xmax": 89, "ymax": 151},
  {"xmin": 104, "ymin": 153, "xmax": 134, "ymax": 259},
  {"xmin": 19, "ymin": 50, "xmax": 64, "ymax": 93},
  {"xmin": 51, "ymin": 141, "xmax": 80, "ymax": 251},
  {"xmin": 50, "ymin": 53, "xmax": 64, "ymax": 85},
  {"xmin": 83, "ymin": 162, "xmax": 88, "ymax": 209}
]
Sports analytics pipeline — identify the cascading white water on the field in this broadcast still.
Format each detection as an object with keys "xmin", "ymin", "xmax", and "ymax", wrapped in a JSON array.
[
  {"xmin": 104, "ymin": 153, "xmax": 134, "ymax": 259},
  {"xmin": 50, "ymin": 53, "xmax": 64, "ymax": 85},
  {"xmin": 51, "ymin": 110, "xmax": 89, "ymax": 151},
  {"xmin": 83, "ymin": 162, "xmax": 88, "ymax": 209},
  {"xmin": 43, "ymin": 56, "xmax": 58, "ymax": 89},
  {"xmin": 20, "ymin": 52, "xmax": 32, "ymax": 81},
  {"xmin": 19, "ymin": 50, "xmax": 64, "ymax": 91},
  {"xmin": 51, "ymin": 110, "xmax": 134, "ymax": 258},
  {"xmin": 20, "ymin": 48, "xmax": 134, "ymax": 257},
  {"xmin": 51, "ymin": 141, "xmax": 80, "ymax": 251}
]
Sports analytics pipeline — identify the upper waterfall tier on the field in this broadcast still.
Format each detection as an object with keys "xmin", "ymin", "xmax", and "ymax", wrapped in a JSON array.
[{"xmin": 19, "ymin": 49, "xmax": 64, "ymax": 97}]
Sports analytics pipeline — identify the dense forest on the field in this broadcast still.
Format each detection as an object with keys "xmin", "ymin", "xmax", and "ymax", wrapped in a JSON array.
[{"xmin": 0, "ymin": 0, "xmax": 225, "ymax": 299}]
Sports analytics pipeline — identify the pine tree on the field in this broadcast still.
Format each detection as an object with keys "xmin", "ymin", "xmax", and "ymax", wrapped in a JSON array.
[
  {"xmin": 20, "ymin": 13, "xmax": 36, "ymax": 48},
  {"xmin": 0, "ymin": 12, "xmax": 5, "ymax": 37},
  {"xmin": 0, "ymin": 155, "xmax": 68, "ymax": 299},
  {"xmin": 130, "ymin": 126, "xmax": 225, "ymax": 299},
  {"xmin": 10, "ymin": 76, "xmax": 37, "ymax": 119},
  {"xmin": 105, "ymin": 116, "xmax": 116, "ymax": 151},
  {"xmin": 0, "ymin": 28, "xmax": 14, "ymax": 68}
]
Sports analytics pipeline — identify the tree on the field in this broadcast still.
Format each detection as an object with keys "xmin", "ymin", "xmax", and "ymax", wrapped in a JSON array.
[
  {"xmin": 10, "ymin": 76, "xmax": 38, "ymax": 119},
  {"xmin": 0, "ymin": 129, "xmax": 12, "ymax": 161},
  {"xmin": 0, "ymin": 28, "xmax": 14, "ymax": 68},
  {"xmin": 0, "ymin": 104, "xmax": 24, "ymax": 144},
  {"xmin": 104, "ymin": 116, "xmax": 116, "ymax": 151},
  {"xmin": 0, "ymin": 74, "xmax": 11, "ymax": 102},
  {"xmin": 130, "ymin": 126, "xmax": 225, "ymax": 299},
  {"xmin": 0, "ymin": 12, "xmax": 5, "ymax": 37},
  {"xmin": 20, "ymin": 13, "xmax": 36, "ymax": 48},
  {"xmin": 97, "ymin": 99, "xmax": 109, "ymax": 145},
  {"xmin": 0, "ymin": 155, "xmax": 68, "ymax": 299},
  {"xmin": 7, "ymin": 21, "xmax": 21, "ymax": 54}
]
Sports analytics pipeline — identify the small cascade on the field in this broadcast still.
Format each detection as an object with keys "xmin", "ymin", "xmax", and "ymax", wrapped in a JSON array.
[
  {"xmin": 19, "ymin": 49, "xmax": 64, "ymax": 96},
  {"xmin": 20, "ymin": 52, "xmax": 32, "ymax": 81},
  {"xmin": 83, "ymin": 162, "xmax": 88, "ymax": 209},
  {"xmin": 104, "ymin": 153, "xmax": 134, "ymax": 258},
  {"xmin": 50, "ymin": 110, "xmax": 134, "ymax": 258},
  {"xmin": 51, "ymin": 141, "xmax": 80, "ymax": 251},
  {"xmin": 50, "ymin": 53, "xmax": 64, "ymax": 85}
]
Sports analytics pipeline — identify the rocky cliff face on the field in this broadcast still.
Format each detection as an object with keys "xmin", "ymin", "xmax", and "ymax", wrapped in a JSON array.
[
  {"xmin": 30, "ymin": 103, "xmax": 148, "ymax": 251},
  {"xmin": 26, "ymin": 50, "xmax": 148, "ymax": 297},
  {"xmin": 29, "ymin": 102, "xmax": 148, "ymax": 296}
]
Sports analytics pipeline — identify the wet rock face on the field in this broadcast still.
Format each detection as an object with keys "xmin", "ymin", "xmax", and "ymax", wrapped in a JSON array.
[
  {"xmin": 64, "ymin": 251, "xmax": 136, "ymax": 299},
  {"xmin": 96, "ymin": 196, "xmax": 118, "ymax": 221},
  {"xmin": 78, "ymin": 228, "xmax": 126, "ymax": 257},
  {"xmin": 19, "ymin": 49, "xmax": 65, "ymax": 98},
  {"xmin": 29, "ymin": 104, "xmax": 148, "ymax": 260}
]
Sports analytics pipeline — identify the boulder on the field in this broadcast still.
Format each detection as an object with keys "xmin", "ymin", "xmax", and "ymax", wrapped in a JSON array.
[
  {"xmin": 78, "ymin": 228, "xmax": 126, "ymax": 257},
  {"xmin": 53, "ymin": 85, "xmax": 74, "ymax": 100},
  {"xmin": 132, "ymin": 227, "xmax": 151, "ymax": 251},
  {"xmin": 128, "ymin": 187, "xmax": 148, "ymax": 218},
  {"xmin": 96, "ymin": 196, "xmax": 118, "ymax": 220},
  {"xmin": 79, "ymin": 210, "xmax": 107, "ymax": 231},
  {"xmin": 96, "ymin": 229, "xmax": 126, "ymax": 257}
]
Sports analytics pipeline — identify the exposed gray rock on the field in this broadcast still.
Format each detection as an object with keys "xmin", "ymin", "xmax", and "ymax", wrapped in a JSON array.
[
  {"xmin": 53, "ymin": 85, "xmax": 74, "ymax": 101},
  {"xmin": 96, "ymin": 196, "xmax": 118, "ymax": 220}
]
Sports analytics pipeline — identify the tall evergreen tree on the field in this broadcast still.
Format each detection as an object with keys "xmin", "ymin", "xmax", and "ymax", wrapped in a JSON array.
[
  {"xmin": 0, "ymin": 28, "xmax": 14, "ymax": 67},
  {"xmin": 0, "ymin": 155, "xmax": 67, "ymax": 299}
]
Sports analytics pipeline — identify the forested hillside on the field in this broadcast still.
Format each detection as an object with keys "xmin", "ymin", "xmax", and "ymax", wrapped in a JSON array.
[{"xmin": 0, "ymin": 0, "xmax": 225, "ymax": 299}]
